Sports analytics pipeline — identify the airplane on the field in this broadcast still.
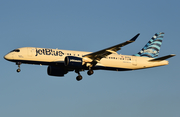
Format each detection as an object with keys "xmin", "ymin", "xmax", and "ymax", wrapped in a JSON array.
[{"xmin": 4, "ymin": 32, "xmax": 175, "ymax": 81}]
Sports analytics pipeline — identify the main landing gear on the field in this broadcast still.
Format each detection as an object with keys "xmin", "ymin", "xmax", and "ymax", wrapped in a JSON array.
[
  {"xmin": 87, "ymin": 69, "xmax": 94, "ymax": 76},
  {"xmin": 75, "ymin": 69, "xmax": 94, "ymax": 81},
  {"xmin": 16, "ymin": 62, "xmax": 21, "ymax": 73},
  {"xmin": 75, "ymin": 70, "xmax": 83, "ymax": 81}
]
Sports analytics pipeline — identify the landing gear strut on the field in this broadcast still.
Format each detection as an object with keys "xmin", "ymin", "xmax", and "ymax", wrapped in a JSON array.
[
  {"xmin": 16, "ymin": 62, "xmax": 21, "ymax": 73},
  {"xmin": 75, "ymin": 70, "xmax": 83, "ymax": 81}
]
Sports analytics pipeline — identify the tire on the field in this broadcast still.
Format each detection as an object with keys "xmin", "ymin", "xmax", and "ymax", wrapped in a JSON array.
[{"xmin": 76, "ymin": 75, "xmax": 82, "ymax": 81}]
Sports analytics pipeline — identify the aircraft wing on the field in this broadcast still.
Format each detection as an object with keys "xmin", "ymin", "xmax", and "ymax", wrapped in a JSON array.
[{"xmin": 83, "ymin": 33, "xmax": 140, "ymax": 62}]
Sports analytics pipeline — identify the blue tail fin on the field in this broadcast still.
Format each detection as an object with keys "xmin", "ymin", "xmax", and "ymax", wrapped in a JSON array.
[{"xmin": 134, "ymin": 32, "xmax": 164, "ymax": 58}]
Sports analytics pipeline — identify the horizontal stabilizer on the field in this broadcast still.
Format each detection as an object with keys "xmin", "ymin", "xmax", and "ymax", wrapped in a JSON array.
[{"xmin": 149, "ymin": 54, "xmax": 176, "ymax": 62}]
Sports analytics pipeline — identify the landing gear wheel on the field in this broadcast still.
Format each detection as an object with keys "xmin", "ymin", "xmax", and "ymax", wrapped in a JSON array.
[
  {"xmin": 76, "ymin": 75, "xmax": 83, "ymax": 81},
  {"xmin": 87, "ymin": 70, "xmax": 94, "ymax": 75},
  {"xmin": 16, "ymin": 62, "xmax": 21, "ymax": 73},
  {"xmin": 17, "ymin": 69, "xmax": 21, "ymax": 73}
]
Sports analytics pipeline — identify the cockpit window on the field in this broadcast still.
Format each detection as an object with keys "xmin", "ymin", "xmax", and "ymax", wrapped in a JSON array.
[{"xmin": 11, "ymin": 49, "xmax": 20, "ymax": 52}]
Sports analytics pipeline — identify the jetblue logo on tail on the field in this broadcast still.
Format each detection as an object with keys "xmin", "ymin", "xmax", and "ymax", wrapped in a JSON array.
[{"xmin": 134, "ymin": 32, "xmax": 164, "ymax": 58}]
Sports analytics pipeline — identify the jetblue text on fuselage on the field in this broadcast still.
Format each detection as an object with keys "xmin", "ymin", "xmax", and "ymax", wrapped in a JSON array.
[{"xmin": 35, "ymin": 48, "xmax": 64, "ymax": 56}]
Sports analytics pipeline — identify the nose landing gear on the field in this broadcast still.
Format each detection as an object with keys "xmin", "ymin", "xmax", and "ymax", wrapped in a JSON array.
[
  {"xmin": 17, "ymin": 68, "xmax": 21, "ymax": 72},
  {"xmin": 16, "ymin": 62, "xmax": 21, "ymax": 73}
]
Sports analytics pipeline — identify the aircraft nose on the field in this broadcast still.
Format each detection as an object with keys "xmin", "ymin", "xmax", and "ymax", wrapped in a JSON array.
[
  {"xmin": 4, "ymin": 54, "xmax": 12, "ymax": 60},
  {"xmin": 4, "ymin": 54, "xmax": 8, "ymax": 60}
]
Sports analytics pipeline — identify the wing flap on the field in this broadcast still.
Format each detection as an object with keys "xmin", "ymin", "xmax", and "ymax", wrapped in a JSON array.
[{"xmin": 149, "ymin": 54, "xmax": 176, "ymax": 62}]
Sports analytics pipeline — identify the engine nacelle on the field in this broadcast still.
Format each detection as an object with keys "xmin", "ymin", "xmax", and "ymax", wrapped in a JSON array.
[
  {"xmin": 64, "ymin": 56, "xmax": 83, "ymax": 68},
  {"xmin": 47, "ymin": 66, "xmax": 67, "ymax": 77}
]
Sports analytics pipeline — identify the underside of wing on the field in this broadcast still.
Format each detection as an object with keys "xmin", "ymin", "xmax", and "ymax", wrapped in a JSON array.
[{"xmin": 83, "ymin": 33, "xmax": 140, "ymax": 61}]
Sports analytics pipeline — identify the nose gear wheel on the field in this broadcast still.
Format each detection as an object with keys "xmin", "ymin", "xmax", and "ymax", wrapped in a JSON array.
[
  {"xmin": 16, "ymin": 62, "xmax": 21, "ymax": 73},
  {"xmin": 17, "ymin": 69, "xmax": 21, "ymax": 72}
]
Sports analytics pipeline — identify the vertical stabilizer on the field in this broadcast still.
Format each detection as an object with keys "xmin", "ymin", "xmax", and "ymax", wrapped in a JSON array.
[{"xmin": 134, "ymin": 32, "xmax": 164, "ymax": 58}]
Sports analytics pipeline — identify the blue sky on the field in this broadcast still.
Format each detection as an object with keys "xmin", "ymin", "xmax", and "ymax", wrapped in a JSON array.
[{"xmin": 0, "ymin": 0, "xmax": 179, "ymax": 117}]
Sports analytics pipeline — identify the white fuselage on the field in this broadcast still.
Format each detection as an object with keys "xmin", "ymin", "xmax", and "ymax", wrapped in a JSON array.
[{"xmin": 4, "ymin": 47, "xmax": 169, "ymax": 71}]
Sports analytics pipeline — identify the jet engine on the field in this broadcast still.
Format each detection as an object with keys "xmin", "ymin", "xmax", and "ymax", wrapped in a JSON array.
[
  {"xmin": 47, "ymin": 66, "xmax": 68, "ymax": 77},
  {"xmin": 64, "ymin": 56, "xmax": 84, "ymax": 68}
]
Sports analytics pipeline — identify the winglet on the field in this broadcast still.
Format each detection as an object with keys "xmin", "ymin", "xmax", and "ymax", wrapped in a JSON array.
[{"xmin": 129, "ymin": 33, "xmax": 140, "ymax": 42}]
